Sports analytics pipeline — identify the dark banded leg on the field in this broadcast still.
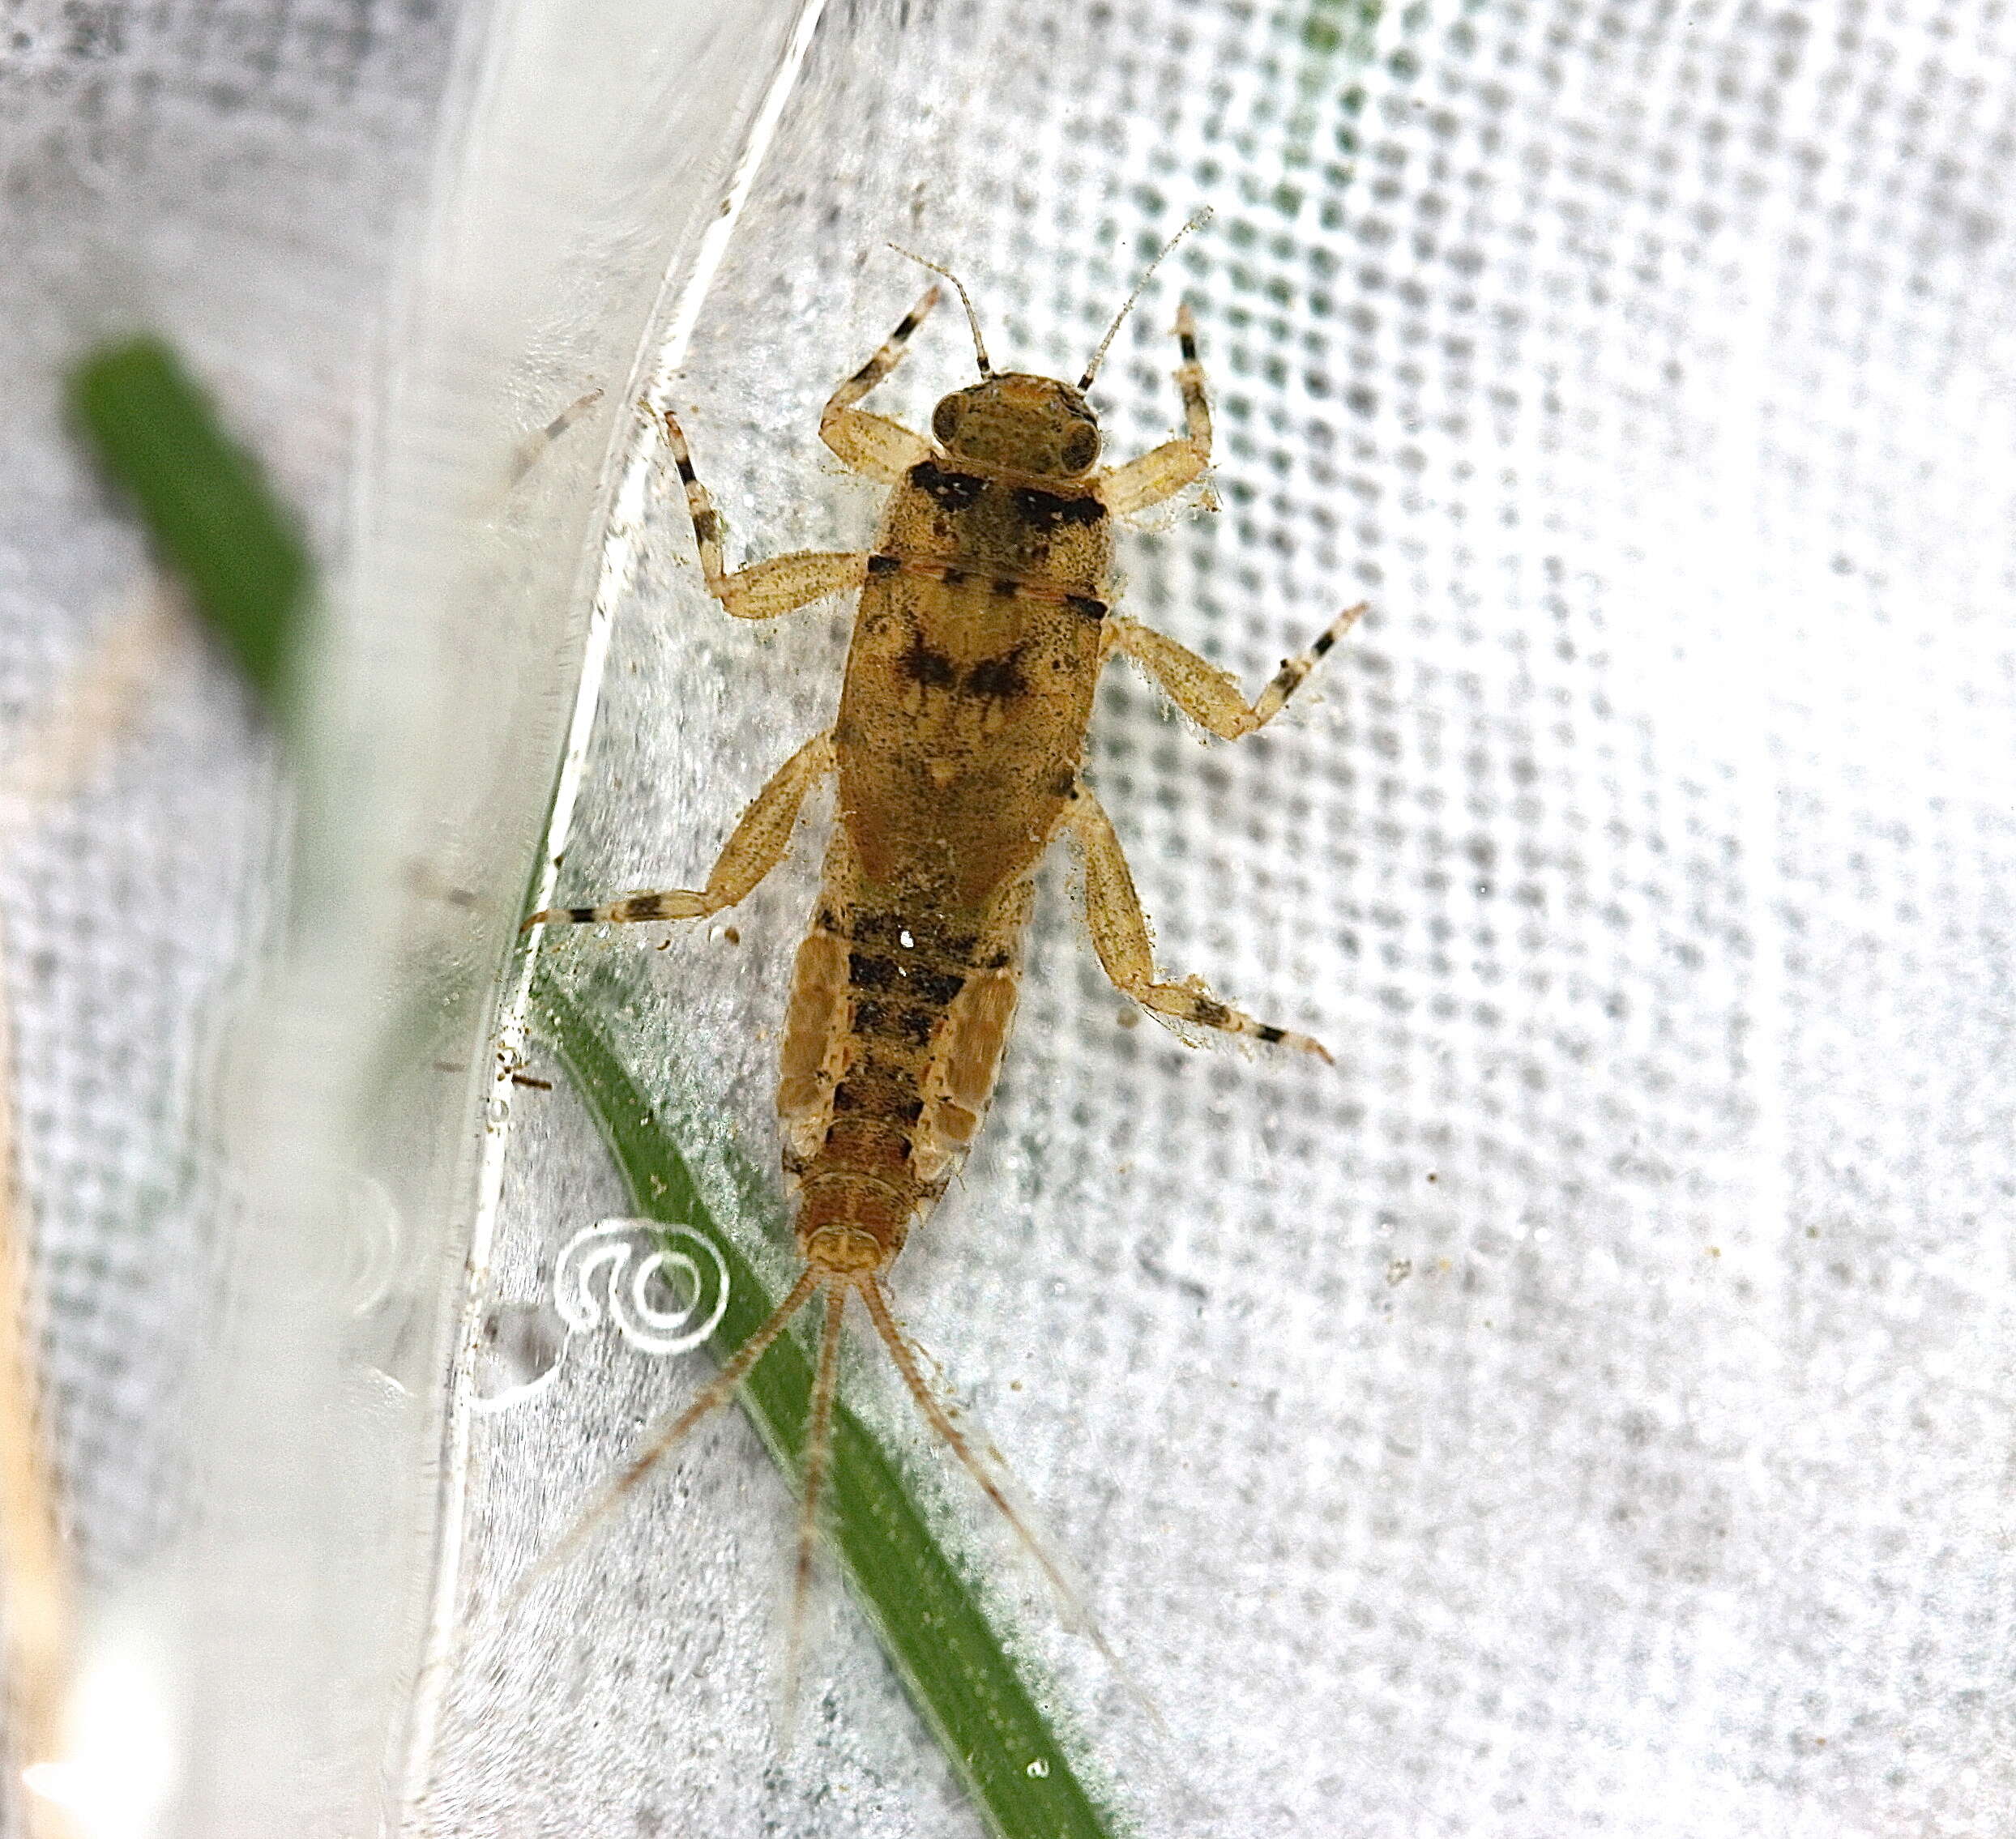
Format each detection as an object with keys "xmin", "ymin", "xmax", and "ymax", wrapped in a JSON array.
[
  {"xmin": 1069, "ymin": 785, "xmax": 1332, "ymax": 1061},
  {"xmin": 818, "ymin": 286, "xmax": 940, "ymax": 482},
  {"xmin": 1173, "ymin": 301, "xmax": 1210, "ymax": 446},
  {"xmin": 506, "ymin": 386, "xmax": 604, "ymax": 487},
  {"xmin": 657, "ymin": 405, "xmax": 868, "ymax": 620},
  {"xmin": 1100, "ymin": 301, "xmax": 1216, "ymax": 516},
  {"xmin": 1107, "ymin": 601, "xmax": 1365, "ymax": 741},
  {"xmin": 523, "ymin": 731, "xmax": 831, "ymax": 932}
]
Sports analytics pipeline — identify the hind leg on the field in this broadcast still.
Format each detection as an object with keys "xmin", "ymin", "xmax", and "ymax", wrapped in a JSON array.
[{"xmin": 1067, "ymin": 786, "xmax": 1331, "ymax": 1061}]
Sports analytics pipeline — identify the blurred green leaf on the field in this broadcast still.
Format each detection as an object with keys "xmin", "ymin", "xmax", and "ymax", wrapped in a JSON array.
[{"xmin": 68, "ymin": 336, "xmax": 312, "ymax": 713}]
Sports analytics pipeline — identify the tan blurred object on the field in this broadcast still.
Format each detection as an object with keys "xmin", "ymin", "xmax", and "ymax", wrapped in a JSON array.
[{"xmin": 0, "ymin": 604, "xmax": 181, "ymax": 1837}]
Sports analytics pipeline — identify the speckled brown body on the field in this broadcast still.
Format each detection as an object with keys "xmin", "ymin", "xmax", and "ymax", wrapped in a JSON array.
[
  {"xmin": 781, "ymin": 427, "xmax": 1114, "ymax": 1265},
  {"xmin": 524, "ymin": 276, "xmax": 1357, "ymax": 1639}
]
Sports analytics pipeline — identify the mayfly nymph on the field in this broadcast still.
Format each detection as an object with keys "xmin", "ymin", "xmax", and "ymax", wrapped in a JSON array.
[{"xmin": 524, "ymin": 235, "xmax": 1364, "ymax": 1654}]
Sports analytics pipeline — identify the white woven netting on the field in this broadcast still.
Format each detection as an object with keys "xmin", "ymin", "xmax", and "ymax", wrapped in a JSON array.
[
  {"xmin": 416, "ymin": 2, "xmax": 2016, "ymax": 1833},
  {"xmin": 7, "ymin": 0, "xmax": 2016, "ymax": 1834}
]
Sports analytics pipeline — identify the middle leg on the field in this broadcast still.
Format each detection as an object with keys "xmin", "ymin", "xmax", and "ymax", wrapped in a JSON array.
[
  {"xmin": 1107, "ymin": 599, "xmax": 1365, "ymax": 741},
  {"xmin": 1067, "ymin": 785, "xmax": 1332, "ymax": 1061}
]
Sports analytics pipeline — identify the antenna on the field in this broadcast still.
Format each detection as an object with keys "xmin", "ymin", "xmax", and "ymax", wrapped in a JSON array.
[
  {"xmin": 1078, "ymin": 207, "xmax": 1214, "ymax": 391},
  {"xmin": 888, "ymin": 244, "xmax": 993, "ymax": 377}
]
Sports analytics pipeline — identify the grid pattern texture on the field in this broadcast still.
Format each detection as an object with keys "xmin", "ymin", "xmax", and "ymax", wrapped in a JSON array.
[
  {"xmin": 0, "ymin": 0, "xmax": 460, "ymax": 1825},
  {"xmin": 429, "ymin": 0, "xmax": 2016, "ymax": 1834},
  {"xmin": 7, "ymin": 0, "xmax": 2016, "ymax": 1833}
]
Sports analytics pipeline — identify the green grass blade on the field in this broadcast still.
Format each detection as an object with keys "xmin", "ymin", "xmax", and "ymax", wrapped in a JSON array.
[
  {"xmin": 67, "ymin": 336, "xmax": 313, "ymax": 713},
  {"xmin": 531, "ymin": 977, "xmax": 1125, "ymax": 1839}
]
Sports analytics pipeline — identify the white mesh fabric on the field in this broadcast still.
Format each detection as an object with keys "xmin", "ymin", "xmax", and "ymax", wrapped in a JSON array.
[
  {"xmin": 9, "ymin": 0, "xmax": 2016, "ymax": 1833},
  {"xmin": 420, "ymin": 1, "xmax": 2016, "ymax": 1836},
  {"xmin": 0, "ymin": 0, "xmax": 459, "ymax": 1827}
]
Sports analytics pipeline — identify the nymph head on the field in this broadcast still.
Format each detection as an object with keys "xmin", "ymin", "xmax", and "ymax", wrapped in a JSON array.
[
  {"xmin": 893, "ymin": 211, "xmax": 1208, "ymax": 480},
  {"xmin": 929, "ymin": 376, "xmax": 1101, "ymax": 476}
]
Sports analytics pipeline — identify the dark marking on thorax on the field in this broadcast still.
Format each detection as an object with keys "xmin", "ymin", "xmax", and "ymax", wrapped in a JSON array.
[
  {"xmin": 1010, "ymin": 485, "xmax": 1105, "ymax": 530},
  {"xmin": 899, "ymin": 637, "xmax": 958, "ymax": 688},
  {"xmin": 966, "ymin": 647, "xmax": 1030, "ymax": 701},
  {"xmin": 909, "ymin": 459, "xmax": 987, "ymax": 513}
]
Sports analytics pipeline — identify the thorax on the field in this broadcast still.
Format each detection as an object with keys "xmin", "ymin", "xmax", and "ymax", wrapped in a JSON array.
[{"xmin": 878, "ymin": 457, "xmax": 1110, "ymax": 592}]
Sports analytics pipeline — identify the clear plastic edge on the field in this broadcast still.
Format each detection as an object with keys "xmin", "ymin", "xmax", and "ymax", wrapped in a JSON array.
[{"xmin": 163, "ymin": 2, "xmax": 813, "ymax": 1833}]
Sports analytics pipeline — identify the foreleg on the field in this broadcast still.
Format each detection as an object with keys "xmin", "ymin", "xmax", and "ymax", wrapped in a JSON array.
[
  {"xmin": 818, "ymin": 286, "xmax": 939, "ymax": 482},
  {"xmin": 1099, "ymin": 304, "xmax": 1214, "ymax": 515}
]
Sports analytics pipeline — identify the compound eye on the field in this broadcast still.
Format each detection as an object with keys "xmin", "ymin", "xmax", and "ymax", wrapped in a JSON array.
[
  {"xmin": 1060, "ymin": 425, "xmax": 1100, "ymax": 473},
  {"xmin": 931, "ymin": 397, "xmax": 963, "ymax": 444}
]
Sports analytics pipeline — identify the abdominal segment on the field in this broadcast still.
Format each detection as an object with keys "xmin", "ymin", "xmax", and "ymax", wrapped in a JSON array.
[{"xmin": 777, "ymin": 864, "xmax": 1032, "ymax": 1259}]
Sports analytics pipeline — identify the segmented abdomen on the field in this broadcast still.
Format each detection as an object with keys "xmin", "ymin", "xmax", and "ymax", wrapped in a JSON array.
[{"xmin": 777, "ymin": 851, "xmax": 1030, "ymax": 1264}]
